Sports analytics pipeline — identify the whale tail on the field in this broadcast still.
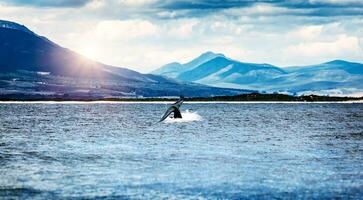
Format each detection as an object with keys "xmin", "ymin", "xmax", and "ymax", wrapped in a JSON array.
[{"xmin": 159, "ymin": 96, "xmax": 184, "ymax": 122}]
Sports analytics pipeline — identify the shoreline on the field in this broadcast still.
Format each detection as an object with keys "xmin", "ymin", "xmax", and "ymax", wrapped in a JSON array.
[
  {"xmin": 1, "ymin": 100, "xmax": 363, "ymax": 104},
  {"xmin": 1, "ymin": 93, "xmax": 362, "ymax": 103}
]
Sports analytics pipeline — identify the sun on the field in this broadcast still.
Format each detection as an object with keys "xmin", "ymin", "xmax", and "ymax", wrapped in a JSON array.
[{"xmin": 78, "ymin": 46, "xmax": 100, "ymax": 61}]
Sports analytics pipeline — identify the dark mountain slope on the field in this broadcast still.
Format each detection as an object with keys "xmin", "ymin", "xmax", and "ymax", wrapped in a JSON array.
[{"xmin": 0, "ymin": 20, "xmax": 251, "ymax": 98}]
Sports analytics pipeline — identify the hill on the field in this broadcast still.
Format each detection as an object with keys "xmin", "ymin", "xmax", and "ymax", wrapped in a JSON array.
[
  {"xmin": 152, "ymin": 52, "xmax": 363, "ymax": 96},
  {"xmin": 0, "ymin": 20, "xmax": 251, "ymax": 99}
]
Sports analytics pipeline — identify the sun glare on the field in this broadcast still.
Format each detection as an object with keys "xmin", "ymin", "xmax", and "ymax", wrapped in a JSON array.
[{"xmin": 79, "ymin": 46, "xmax": 100, "ymax": 61}]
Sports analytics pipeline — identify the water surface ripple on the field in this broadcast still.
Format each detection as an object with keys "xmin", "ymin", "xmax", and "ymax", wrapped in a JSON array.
[{"xmin": 0, "ymin": 103, "xmax": 362, "ymax": 199}]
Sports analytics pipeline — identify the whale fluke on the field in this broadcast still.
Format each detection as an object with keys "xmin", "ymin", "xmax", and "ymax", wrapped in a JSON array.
[{"xmin": 159, "ymin": 96, "xmax": 184, "ymax": 122}]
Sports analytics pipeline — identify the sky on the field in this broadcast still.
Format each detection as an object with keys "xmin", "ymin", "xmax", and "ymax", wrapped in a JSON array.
[{"xmin": 0, "ymin": 0, "xmax": 363, "ymax": 73}]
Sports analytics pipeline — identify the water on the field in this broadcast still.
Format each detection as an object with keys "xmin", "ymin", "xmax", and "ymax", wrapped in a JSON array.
[{"xmin": 0, "ymin": 102, "xmax": 362, "ymax": 199}]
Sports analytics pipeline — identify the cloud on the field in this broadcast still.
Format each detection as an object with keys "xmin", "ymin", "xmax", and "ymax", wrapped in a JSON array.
[
  {"xmin": 157, "ymin": 0, "xmax": 274, "ymax": 10},
  {"xmin": 2, "ymin": 0, "xmax": 363, "ymax": 17},
  {"xmin": 94, "ymin": 20, "xmax": 159, "ymax": 39},
  {"xmin": 283, "ymin": 34, "xmax": 362, "ymax": 64},
  {"xmin": 0, "ymin": 0, "xmax": 362, "ymax": 72},
  {"xmin": 166, "ymin": 19, "xmax": 199, "ymax": 38},
  {"xmin": 0, "ymin": 0, "xmax": 92, "ymax": 7},
  {"xmin": 287, "ymin": 25, "xmax": 323, "ymax": 42},
  {"xmin": 154, "ymin": 0, "xmax": 363, "ymax": 19}
]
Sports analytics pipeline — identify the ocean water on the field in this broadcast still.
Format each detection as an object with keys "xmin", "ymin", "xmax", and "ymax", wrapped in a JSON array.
[{"xmin": 0, "ymin": 102, "xmax": 362, "ymax": 199}]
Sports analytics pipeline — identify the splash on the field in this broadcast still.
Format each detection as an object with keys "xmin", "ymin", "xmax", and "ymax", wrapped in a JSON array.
[{"xmin": 164, "ymin": 110, "xmax": 202, "ymax": 123}]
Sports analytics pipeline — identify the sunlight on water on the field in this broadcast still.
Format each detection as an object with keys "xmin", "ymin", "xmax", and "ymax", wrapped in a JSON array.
[{"xmin": 164, "ymin": 110, "xmax": 203, "ymax": 123}]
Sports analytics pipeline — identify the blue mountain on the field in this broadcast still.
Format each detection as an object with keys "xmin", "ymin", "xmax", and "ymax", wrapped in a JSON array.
[
  {"xmin": 0, "ymin": 20, "xmax": 250, "ymax": 99},
  {"xmin": 152, "ymin": 52, "xmax": 363, "ymax": 96},
  {"xmin": 273, "ymin": 60, "xmax": 363, "ymax": 95},
  {"xmin": 178, "ymin": 56, "xmax": 286, "ymax": 83},
  {"xmin": 285, "ymin": 60, "xmax": 363, "ymax": 75},
  {"xmin": 151, "ymin": 51, "xmax": 224, "ymax": 78}
]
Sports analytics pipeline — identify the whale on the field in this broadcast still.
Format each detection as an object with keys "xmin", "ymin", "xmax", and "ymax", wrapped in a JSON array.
[{"xmin": 159, "ymin": 96, "xmax": 184, "ymax": 122}]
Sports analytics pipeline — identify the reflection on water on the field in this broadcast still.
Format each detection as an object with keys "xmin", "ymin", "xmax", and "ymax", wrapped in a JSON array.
[{"xmin": 0, "ymin": 103, "xmax": 362, "ymax": 199}]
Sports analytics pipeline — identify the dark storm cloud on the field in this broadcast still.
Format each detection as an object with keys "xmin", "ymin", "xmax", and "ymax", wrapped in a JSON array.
[{"xmin": 0, "ymin": 0, "xmax": 92, "ymax": 7}]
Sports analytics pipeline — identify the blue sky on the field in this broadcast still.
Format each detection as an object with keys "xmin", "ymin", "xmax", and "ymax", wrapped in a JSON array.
[{"xmin": 0, "ymin": 0, "xmax": 362, "ymax": 72}]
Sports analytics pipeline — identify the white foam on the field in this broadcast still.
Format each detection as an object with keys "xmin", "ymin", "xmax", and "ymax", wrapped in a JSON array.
[{"xmin": 164, "ymin": 110, "xmax": 202, "ymax": 123}]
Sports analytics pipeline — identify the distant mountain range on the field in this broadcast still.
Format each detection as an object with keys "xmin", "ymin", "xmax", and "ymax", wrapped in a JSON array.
[
  {"xmin": 1, "ymin": 19, "xmax": 362, "ymax": 99},
  {"xmin": 0, "ymin": 20, "xmax": 249, "ymax": 99},
  {"xmin": 152, "ymin": 52, "xmax": 363, "ymax": 96}
]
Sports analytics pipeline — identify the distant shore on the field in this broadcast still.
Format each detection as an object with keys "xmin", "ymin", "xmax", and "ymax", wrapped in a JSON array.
[
  {"xmin": 1, "ymin": 101, "xmax": 363, "ymax": 104},
  {"xmin": 1, "ymin": 93, "xmax": 362, "ymax": 102}
]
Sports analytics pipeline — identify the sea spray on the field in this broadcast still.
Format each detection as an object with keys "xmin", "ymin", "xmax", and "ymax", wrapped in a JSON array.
[{"xmin": 164, "ymin": 110, "xmax": 202, "ymax": 123}]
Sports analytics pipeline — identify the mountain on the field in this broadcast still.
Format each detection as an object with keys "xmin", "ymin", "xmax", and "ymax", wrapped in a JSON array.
[
  {"xmin": 0, "ymin": 20, "xmax": 34, "ymax": 35},
  {"xmin": 285, "ymin": 60, "xmax": 363, "ymax": 74},
  {"xmin": 273, "ymin": 60, "xmax": 363, "ymax": 96},
  {"xmin": 151, "ymin": 51, "xmax": 223, "ymax": 78},
  {"xmin": 151, "ymin": 52, "xmax": 363, "ymax": 96},
  {"xmin": 0, "ymin": 20, "xmax": 250, "ymax": 99},
  {"xmin": 178, "ymin": 56, "xmax": 286, "ymax": 84}
]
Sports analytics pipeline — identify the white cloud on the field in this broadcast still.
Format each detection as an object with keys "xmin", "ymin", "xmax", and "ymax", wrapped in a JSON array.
[
  {"xmin": 1, "ymin": 1, "xmax": 363, "ymax": 73},
  {"xmin": 122, "ymin": 0, "xmax": 157, "ymax": 6},
  {"xmin": 288, "ymin": 25, "xmax": 323, "ymax": 41},
  {"xmin": 283, "ymin": 35, "xmax": 362, "ymax": 63},
  {"xmin": 95, "ymin": 20, "xmax": 158, "ymax": 39},
  {"xmin": 309, "ymin": 0, "xmax": 363, "ymax": 4},
  {"xmin": 166, "ymin": 19, "xmax": 199, "ymax": 38}
]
